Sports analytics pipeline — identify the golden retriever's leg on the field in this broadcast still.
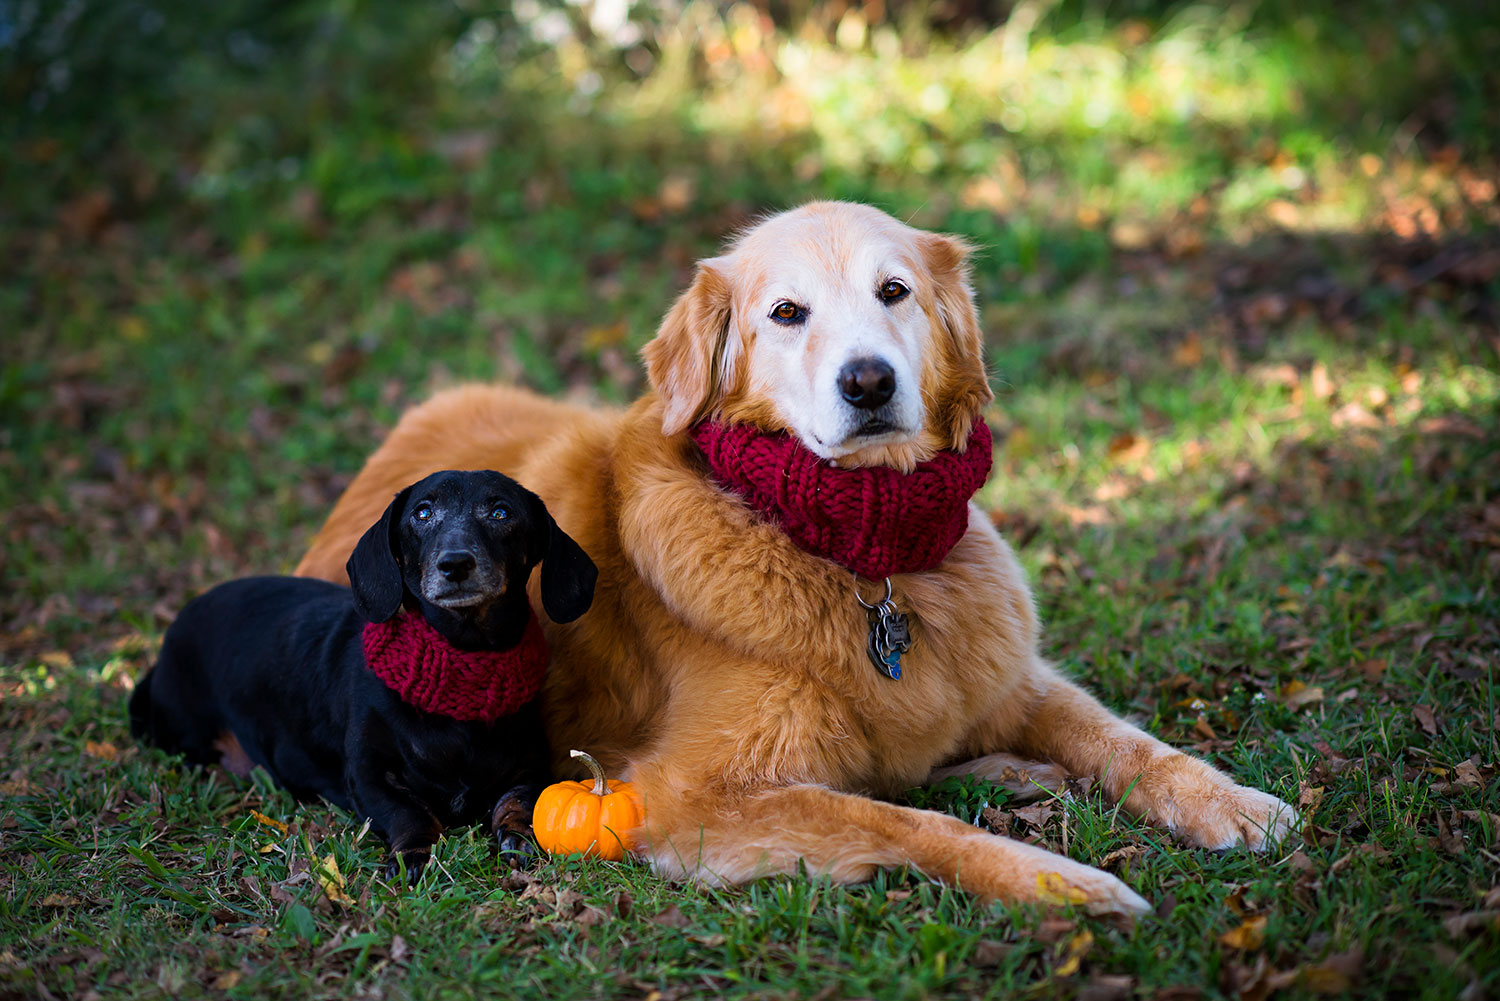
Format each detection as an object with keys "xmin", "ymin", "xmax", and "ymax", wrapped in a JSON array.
[
  {"xmin": 1008, "ymin": 666, "xmax": 1299, "ymax": 850},
  {"xmin": 634, "ymin": 779, "xmax": 1151, "ymax": 916},
  {"xmin": 927, "ymin": 753, "xmax": 1066, "ymax": 803}
]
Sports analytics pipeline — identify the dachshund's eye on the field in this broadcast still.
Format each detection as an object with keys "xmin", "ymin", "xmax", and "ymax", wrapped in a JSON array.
[
  {"xmin": 489, "ymin": 506, "xmax": 508, "ymax": 520},
  {"xmin": 878, "ymin": 280, "xmax": 909, "ymax": 304},
  {"xmin": 413, "ymin": 502, "xmax": 434, "ymax": 522},
  {"xmin": 770, "ymin": 301, "xmax": 807, "ymax": 325}
]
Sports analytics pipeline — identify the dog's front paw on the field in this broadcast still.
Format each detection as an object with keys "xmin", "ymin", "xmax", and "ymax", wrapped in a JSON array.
[
  {"xmin": 495, "ymin": 829, "xmax": 538, "ymax": 868},
  {"xmin": 1171, "ymin": 781, "xmax": 1300, "ymax": 851},
  {"xmin": 383, "ymin": 849, "xmax": 430, "ymax": 885}
]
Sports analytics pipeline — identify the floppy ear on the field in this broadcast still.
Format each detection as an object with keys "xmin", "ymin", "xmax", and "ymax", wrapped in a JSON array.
[
  {"xmin": 346, "ymin": 486, "xmax": 413, "ymax": 623},
  {"xmin": 538, "ymin": 515, "xmax": 598, "ymax": 624},
  {"xmin": 921, "ymin": 232, "xmax": 993, "ymax": 450},
  {"xmin": 642, "ymin": 258, "xmax": 736, "ymax": 436}
]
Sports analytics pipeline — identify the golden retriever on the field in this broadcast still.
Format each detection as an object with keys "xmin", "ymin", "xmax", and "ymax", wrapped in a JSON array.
[{"xmin": 296, "ymin": 201, "xmax": 1297, "ymax": 914}]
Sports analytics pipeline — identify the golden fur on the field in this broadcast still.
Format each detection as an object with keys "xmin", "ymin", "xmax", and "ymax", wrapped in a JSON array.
[{"xmin": 297, "ymin": 202, "xmax": 1296, "ymax": 914}]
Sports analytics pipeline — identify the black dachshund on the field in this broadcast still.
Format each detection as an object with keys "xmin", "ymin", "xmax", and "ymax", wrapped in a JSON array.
[{"xmin": 129, "ymin": 469, "xmax": 597, "ymax": 879}]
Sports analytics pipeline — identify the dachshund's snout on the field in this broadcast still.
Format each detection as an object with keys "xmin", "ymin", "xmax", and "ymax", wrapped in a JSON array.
[{"xmin": 436, "ymin": 549, "xmax": 477, "ymax": 583}]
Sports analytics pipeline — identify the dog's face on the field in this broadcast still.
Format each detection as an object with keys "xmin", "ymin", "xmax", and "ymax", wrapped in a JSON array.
[
  {"xmin": 346, "ymin": 470, "xmax": 597, "ymax": 637},
  {"xmin": 643, "ymin": 202, "xmax": 992, "ymax": 471}
]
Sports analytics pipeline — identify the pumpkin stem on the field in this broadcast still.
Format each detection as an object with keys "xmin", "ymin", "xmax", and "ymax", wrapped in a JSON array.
[{"xmin": 570, "ymin": 749, "xmax": 609, "ymax": 797}]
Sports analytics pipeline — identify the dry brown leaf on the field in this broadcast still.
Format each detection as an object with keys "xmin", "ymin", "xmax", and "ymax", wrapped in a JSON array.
[
  {"xmin": 1078, "ymin": 974, "xmax": 1135, "ymax": 1001},
  {"xmin": 1442, "ymin": 910, "xmax": 1500, "ymax": 937},
  {"xmin": 1107, "ymin": 432, "xmax": 1150, "ymax": 463},
  {"xmin": 1301, "ymin": 948, "xmax": 1362, "ymax": 994},
  {"xmin": 1013, "ymin": 802, "xmax": 1059, "ymax": 828},
  {"xmin": 1279, "ymin": 680, "xmax": 1325, "ymax": 711},
  {"xmin": 1413, "ymin": 705, "xmax": 1438, "ymax": 736},
  {"xmin": 1219, "ymin": 914, "xmax": 1268, "ymax": 951},
  {"xmin": 211, "ymin": 972, "xmax": 242, "ymax": 991},
  {"xmin": 1453, "ymin": 760, "xmax": 1484, "ymax": 790},
  {"xmin": 1356, "ymin": 658, "xmax": 1387, "ymax": 683},
  {"xmin": 390, "ymin": 935, "xmax": 409, "ymax": 963},
  {"xmin": 971, "ymin": 939, "xmax": 1012, "ymax": 967},
  {"xmin": 1310, "ymin": 363, "xmax": 1334, "ymax": 401},
  {"xmin": 650, "ymin": 904, "xmax": 691, "ymax": 928},
  {"xmin": 40, "ymin": 893, "xmax": 80, "ymax": 907},
  {"xmin": 83, "ymin": 741, "xmax": 118, "ymax": 761}
]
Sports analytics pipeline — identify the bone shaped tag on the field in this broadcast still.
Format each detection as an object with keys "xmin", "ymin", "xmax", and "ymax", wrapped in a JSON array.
[{"xmin": 865, "ymin": 601, "xmax": 912, "ymax": 680}]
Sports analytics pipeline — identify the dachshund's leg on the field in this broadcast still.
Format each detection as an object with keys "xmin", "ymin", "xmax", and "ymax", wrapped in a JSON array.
[
  {"xmin": 488, "ymin": 782, "xmax": 545, "ymax": 866},
  {"xmin": 346, "ymin": 761, "xmax": 444, "ymax": 883}
]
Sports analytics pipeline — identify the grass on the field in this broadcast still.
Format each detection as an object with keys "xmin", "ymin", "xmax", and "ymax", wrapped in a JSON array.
[{"xmin": 2, "ymin": 0, "xmax": 1498, "ymax": 997}]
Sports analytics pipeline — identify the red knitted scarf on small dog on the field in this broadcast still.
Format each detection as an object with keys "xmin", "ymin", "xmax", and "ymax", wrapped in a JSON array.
[
  {"xmin": 361, "ymin": 611, "xmax": 548, "ymax": 723},
  {"xmin": 689, "ymin": 420, "xmax": 993, "ymax": 578}
]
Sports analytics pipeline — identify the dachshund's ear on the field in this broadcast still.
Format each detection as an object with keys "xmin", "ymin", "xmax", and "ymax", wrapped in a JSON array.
[
  {"xmin": 538, "ymin": 514, "xmax": 598, "ymax": 625},
  {"xmin": 642, "ymin": 258, "xmax": 736, "ymax": 436},
  {"xmin": 346, "ymin": 486, "xmax": 412, "ymax": 623}
]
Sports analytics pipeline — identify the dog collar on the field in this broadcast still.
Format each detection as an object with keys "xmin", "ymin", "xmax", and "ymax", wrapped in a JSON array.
[
  {"xmin": 361, "ymin": 611, "xmax": 548, "ymax": 723},
  {"xmin": 688, "ymin": 419, "xmax": 993, "ymax": 579}
]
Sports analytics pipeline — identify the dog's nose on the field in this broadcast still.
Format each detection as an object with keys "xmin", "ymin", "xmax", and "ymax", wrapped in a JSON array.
[
  {"xmin": 436, "ymin": 550, "xmax": 477, "ymax": 583},
  {"xmin": 837, "ymin": 358, "xmax": 896, "ymax": 410}
]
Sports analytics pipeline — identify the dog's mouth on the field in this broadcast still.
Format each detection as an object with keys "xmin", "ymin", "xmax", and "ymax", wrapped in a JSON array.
[
  {"xmin": 427, "ymin": 591, "xmax": 492, "ymax": 609},
  {"xmin": 851, "ymin": 418, "xmax": 900, "ymax": 439},
  {"xmin": 422, "ymin": 577, "xmax": 507, "ymax": 609}
]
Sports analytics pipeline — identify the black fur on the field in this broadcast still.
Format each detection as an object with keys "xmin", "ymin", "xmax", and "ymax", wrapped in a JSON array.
[{"xmin": 129, "ymin": 469, "xmax": 597, "ymax": 880}]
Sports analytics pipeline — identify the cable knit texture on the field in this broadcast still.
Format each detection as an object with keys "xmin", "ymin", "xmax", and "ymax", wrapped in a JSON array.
[
  {"xmin": 361, "ymin": 611, "xmax": 548, "ymax": 723},
  {"xmin": 689, "ymin": 420, "xmax": 993, "ymax": 578}
]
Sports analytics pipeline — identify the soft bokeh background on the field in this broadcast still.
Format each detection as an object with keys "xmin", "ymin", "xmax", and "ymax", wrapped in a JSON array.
[{"xmin": 2, "ymin": 2, "xmax": 1498, "ymax": 998}]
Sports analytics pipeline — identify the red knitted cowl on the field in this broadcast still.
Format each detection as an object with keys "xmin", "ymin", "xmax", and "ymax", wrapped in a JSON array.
[
  {"xmin": 361, "ymin": 611, "xmax": 548, "ymax": 724},
  {"xmin": 689, "ymin": 420, "xmax": 993, "ymax": 578}
]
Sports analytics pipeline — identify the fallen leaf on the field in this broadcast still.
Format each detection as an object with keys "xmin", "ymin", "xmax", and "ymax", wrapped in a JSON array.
[
  {"xmin": 1078, "ymin": 974, "xmax": 1135, "ymax": 1001},
  {"xmin": 1013, "ymin": 802, "xmax": 1059, "ymax": 828},
  {"xmin": 1413, "ymin": 705, "xmax": 1438, "ymax": 736},
  {"xmin": 971, "ymin": 939, "xmax": 1012, "ymax": 966},
  {"xmin": 390, "ymin": 935, "xmax": 409, "ymax": 963},
  {"xmin": 250, "ymin": 810, "xmax": 289, "ymax": 834},
  {"xmin": 1279, "ymin": 680, "xmax": 1324, "ymax": 711},
  {"xmin": 1453, "ymin": 760, "xmax": 1484, "ymax": 790},
  {"xmin": 1301, "ymin": 948, "xmax": 1362, "ymax": 994},
  {"xmin": 83, "ymin": 741, "xmax": 118, "ymax": 761},
  {"xmin": 1107, "ymin": 432, "xmax": 1150, "ymax": 463},
  {"xmin": 1036, "ymin": 871, "xmax": 1090, "ymax": 906},
  {"xmin": 1356, "ymin": 658, "xmax": 1387, "ymax": 683},
  {"xmin": 315, "ymin": 854, "xmax": 354, "ymax": 908},
  {"xmin": 1442, "ymin": 910, "xmax": 1500, "ymax": 937},
  {"xmin": 1310, "ymin": 363, "xmax": 1334, "ymax": 401},
  {"xmin": 211, "ymin": 972, "xmax": 242, "ymax": 990},
  {"xmin": 41, "ymin": 893, "xmax": 80, "ymax": 907},
  {"xmin": 1219, "ymin": 914, "xmax": 1268, "ymax": 951},
  {"xmin": 650, "ymin": 904, "xmax": 691, "ymax": 928},
  {"xmin": 1099, "ymin": 844, "xmax": 1148, "ymax": 870},
  {"xmin": 1054, "ymin": 928, "xmax": 1094, "ymax": 977}
]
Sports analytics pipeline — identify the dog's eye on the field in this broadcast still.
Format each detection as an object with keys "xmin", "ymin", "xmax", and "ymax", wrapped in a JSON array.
[
  {"xmin": 769, "ymin": 301, "xmax": 807, "ymax": 325},
  {"xmin": 489, "ymin": 506, "xmax": 508, "ymax": 520},
  {"xmin": 413, "ymin": 502, "xmax": 434, "ymax": 522},
  {"xmin": 878, "ymin": 280, "xmax": 909, "ymax": 304}
]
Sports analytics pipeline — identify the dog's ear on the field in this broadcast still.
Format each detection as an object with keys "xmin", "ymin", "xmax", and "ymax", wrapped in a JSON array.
[
  {"xmin": 921, "ymin": 232, "xmax": 993, "ymax": 450},
  {"xmin": 642, "ymin": 258, "xmax": 737, "ymax": 436},
  {"xmin": 346, "ymin": 486, "xmax": 413, "ymax": 623},
  {"xmin": 538, "ymin": 514, "xmax": 598, "ymax": 624}
]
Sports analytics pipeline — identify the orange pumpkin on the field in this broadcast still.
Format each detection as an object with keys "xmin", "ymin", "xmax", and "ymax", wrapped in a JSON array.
[{"xmin": 532, "ymin": 749, "xmax": 643, "ymax": 861}]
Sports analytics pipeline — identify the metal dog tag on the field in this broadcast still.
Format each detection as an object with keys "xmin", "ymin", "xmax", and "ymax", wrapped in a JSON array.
[{"xmin": 855, "ymin": 577, "xmax": 913, "ymax": 681}]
